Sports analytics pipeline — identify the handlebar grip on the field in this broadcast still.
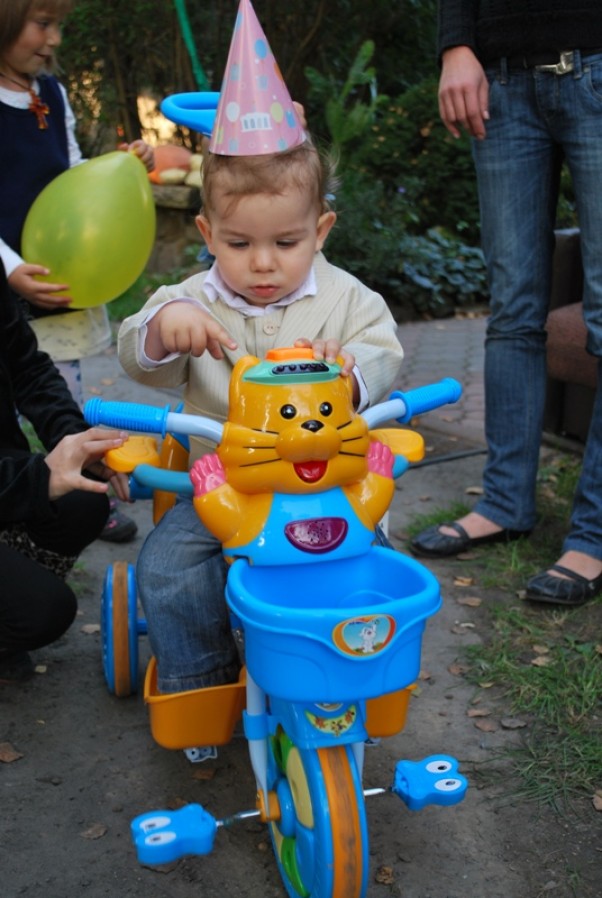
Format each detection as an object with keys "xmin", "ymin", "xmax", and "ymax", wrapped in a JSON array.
[
  {"xmin": 389, "ymin": 377, "xmax": 462, "ymax": 424},
  {"xmin": 84, "ymin": 398, "xmax": 171, "ymax": 436}
]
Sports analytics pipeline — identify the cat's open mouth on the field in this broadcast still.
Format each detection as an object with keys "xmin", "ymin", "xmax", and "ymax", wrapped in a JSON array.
[{"xmin": 293, "ymin": 460, "xmax": 327, "ymax": 483}]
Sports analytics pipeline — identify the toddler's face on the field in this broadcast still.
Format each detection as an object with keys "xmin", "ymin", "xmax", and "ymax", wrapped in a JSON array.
[{"xmin": 196, "ymin": 186, "xmax": 335, "ymax": 308}]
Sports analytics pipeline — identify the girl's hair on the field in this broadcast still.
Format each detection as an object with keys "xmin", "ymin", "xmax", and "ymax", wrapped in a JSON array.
[
  {"xmin": 201, "ymin": 138, "xmax": 338, "ymax": 219},
  {"xmin": 0, "ymin": 0, "xmax": 73, "ymax": 71}
]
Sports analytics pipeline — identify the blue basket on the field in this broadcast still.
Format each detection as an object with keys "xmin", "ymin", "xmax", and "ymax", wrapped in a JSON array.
[{"xmin": 226, "ymin": 547, "xmax": 441, "ymax": 703}]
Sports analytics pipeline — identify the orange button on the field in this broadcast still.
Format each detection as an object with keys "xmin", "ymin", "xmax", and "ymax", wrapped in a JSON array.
[{"xmin": 265, "ymin": 346, "xmax": 313, "ymax": 361}]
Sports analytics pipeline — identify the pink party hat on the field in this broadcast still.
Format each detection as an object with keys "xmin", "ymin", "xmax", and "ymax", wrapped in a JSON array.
[{"xmin": 209, "ymin": 0, "xmax": 305, "ymax": 156}]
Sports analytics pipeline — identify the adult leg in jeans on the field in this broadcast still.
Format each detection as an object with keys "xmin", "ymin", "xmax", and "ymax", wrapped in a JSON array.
[
  {"xmin": 411, "ymin": 66, "xmax": 559, "ymax": 559},
  {"xmin": 526, "ymin": 53, "xmax": 602, "ymax": 600},
  {"xmin": 473, "ymin": 67, "xmax": 560, "ymax": 533},
  {"xmin": 136, "ymin": 495, "xmax": 240, "ymax": 693}
]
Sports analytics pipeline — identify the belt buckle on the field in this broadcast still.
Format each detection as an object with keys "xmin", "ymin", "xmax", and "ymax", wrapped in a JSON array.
[{"xmin": 535, "ymin": 50, "xmax": 574, "ymax": 74}]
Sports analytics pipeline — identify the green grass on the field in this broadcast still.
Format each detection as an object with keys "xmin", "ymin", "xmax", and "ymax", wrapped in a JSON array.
[{"xmin": 410, "ymin": 449, "xmax": 602, "ymax": 808}]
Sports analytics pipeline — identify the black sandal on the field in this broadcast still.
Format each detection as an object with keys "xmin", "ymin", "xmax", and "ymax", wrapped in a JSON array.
[
  {"xmin": 410, "ymin": 521, "xmax": 529, "ymax": 559},
  {"xmin": 525, "ymin": 563, "xmax": 602, "ymax": 606}
]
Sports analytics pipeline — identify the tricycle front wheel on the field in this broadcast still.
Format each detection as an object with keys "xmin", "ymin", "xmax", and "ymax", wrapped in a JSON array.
[{"xmin": 268, "ymin": 727, "xmax": 369, "ymax": 898}]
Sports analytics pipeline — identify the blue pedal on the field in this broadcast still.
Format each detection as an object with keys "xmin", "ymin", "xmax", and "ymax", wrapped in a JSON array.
[
  {"xmin": 131, "ymin": 803, "xmax": 217, "ymax": 865},
  {"xmin": 392, "ymin": 755, "xmax": 468, "ymax": 811}
]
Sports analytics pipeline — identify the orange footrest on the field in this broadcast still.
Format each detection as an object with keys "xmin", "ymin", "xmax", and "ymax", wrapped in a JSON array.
[{"xmin": 144, "ymin": 657, "xmax": 246, "ymax": 749}]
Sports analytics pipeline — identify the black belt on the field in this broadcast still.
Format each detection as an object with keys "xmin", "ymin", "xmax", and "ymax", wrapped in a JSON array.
[{"xmin": 503, "ymin": 48, "xmax": 602, "ymax": 74}]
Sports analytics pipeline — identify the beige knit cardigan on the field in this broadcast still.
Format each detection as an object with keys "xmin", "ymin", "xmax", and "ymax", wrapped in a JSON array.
[{"xmin": 118, "ymin": 252, "xmax": 404, "ymax": 461}]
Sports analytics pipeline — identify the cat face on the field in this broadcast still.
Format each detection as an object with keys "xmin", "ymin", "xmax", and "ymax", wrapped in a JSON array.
[{"xmin": 218, "ymin": 352, "xmax": 370, "ymax": 495}]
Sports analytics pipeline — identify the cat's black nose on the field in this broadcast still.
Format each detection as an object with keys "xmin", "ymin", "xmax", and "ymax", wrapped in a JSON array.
[{"xmin": 301, "ymin": 420, "xmax": 324, "ymax": 433}]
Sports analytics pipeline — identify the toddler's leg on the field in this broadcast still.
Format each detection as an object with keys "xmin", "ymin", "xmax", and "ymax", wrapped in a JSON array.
[{"xmin": 137, "ymin": 495, "xmax": 240, "ymax": 693}]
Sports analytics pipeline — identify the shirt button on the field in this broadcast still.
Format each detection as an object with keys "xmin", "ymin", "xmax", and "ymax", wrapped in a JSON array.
[{"xmin": 263, "ymin": 322, "xmax": 278, "ymax": 335}]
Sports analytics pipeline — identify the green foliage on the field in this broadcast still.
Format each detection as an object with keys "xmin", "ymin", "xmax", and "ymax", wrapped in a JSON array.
[
  {"xmin": 305, "ymin": 41, "xmax": 384, "ymax": 161},
  {"xmin": 355, "ymin": 78, "xmax": 481, "ymax": 244},
  {"xmin": 326, "ymin": 173, "xmax": 487, "ymax": 320}
]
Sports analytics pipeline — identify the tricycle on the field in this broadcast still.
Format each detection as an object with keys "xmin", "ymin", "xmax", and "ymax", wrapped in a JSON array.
[{"xmin": 85, "ymin": 346, "xmax": 467, "ymax": 898}]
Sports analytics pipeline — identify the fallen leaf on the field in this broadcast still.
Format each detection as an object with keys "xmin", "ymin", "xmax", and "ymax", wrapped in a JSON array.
[
  {"xmin": 101, "ymin": 378, "xmax": 115, "ymax": 386},
  {"xmin": 467, "ymin": 708, "xmax": 491, "ymax": 718},
  {"xmin": 532, "ymin": 644, "xmax": 550, "ymax": 655},
  {"xmin": 34, "ymin": 664, "xmax": 47, "ymax": 674},
  {"xmin": 531, "ymin": 655, "xmax": 553, "ymax": 667},
  {"xmin": 81, "ymin": 623, "xmax": 101, "ymax": 634},
  {"xmin": 454, "ymin": 576, "xmax": 475, "ymax": 587},
  {"xmin": 474, "ymin": 718, "xmax": 498, "ymax": 733},
  {"xmin": 500, "ymin": 718, "xmax": 528, "ymax": 730},
  {"xmin": 478, "ymin": 681, "xmax": 495, "ymax": 689},
  {"xmin": 595, "ymin": 644, "xmax": 602, "ymax": 655},
  {"xmin": 593, "ymin": 790, "xmax": 602, "ymax": 811},
  {"xmin": 88, "ymin": 386, "xmax": 102, "ymax": 395},
  {"xmin": 457, "ymin": 596, "xmax": 482, "ymax": 607},
  {"xmin": 80, "ymin": 823, "xmax": 108, "ymax": 840},
  {"xmin": 375, "ymin": 866, "xmax": 395, "ymax": 885},
  {"xmin": 448, "ymin": 662, "xmax": 470, "ymax": 676},
  {"xmin": 451, "ymin": 625, "xmax": 467, "ymax": 635},
  {"xmin": 257, "ymin": 841, "xmax": 269, "ymax": 853},
  {"xmin": 419, "ymin": 669, "xmax": 432, "ymax": 680},
  {"xmin": 465, "ymin": 485, "xmax": 484, "ymax": 495},
  {"xmin": 459, "ymin": 621, "xmax": 476, "ymax": 628},
  {"xmin": 0, "ymin": 742, "xmax": 24, "ymax": 763},
  {"xmin": 419, "ymin": 495, "xmax": 432, "ymax": 502}
]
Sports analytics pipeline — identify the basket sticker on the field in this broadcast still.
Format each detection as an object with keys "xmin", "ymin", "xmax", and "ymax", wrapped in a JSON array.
[
  {"xmin": 332, "ymin": 614, "xmax": 396, "ymax": 657},
  {"xmin": 305, "ymin": 704, "xmax": 358, "ymax": 736}
]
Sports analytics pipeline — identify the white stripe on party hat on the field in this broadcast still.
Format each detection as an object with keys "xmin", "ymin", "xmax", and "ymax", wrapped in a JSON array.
[{"xmin": 209, "ymin": 0, "xmax": 305, "ymax": 156}]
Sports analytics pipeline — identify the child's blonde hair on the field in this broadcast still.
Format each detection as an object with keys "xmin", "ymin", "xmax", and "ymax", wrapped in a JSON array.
[
  {"xmin": 0, "ymin": 0, "xmax": 73, "ymax": 73},
  {"xmin": 201, "ymin": 139, "xmax": 338, "ymax": 220}
]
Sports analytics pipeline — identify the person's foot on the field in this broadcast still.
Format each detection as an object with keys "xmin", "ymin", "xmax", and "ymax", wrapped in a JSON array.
[
  {"xmin": 410, "ymin": 512, "xmax": 529, "ymax": 558},
  {"xmin": 0, "ymin": 650, "xmax": 34, "ymax": 682},
  {"xmin": 526, "ymin": 550, "xmax": 602, "ymax": 606},
  {"xmin": 99, "ymin": 498, "xmax": 138, "ymax": 543}
]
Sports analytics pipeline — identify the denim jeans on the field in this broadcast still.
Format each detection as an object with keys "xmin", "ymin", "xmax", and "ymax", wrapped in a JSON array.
[
  {"xmin": 137, "ymin": 495, "xmax": 240, "ymax": 693},
  {"xmin": 472, "ymin": 51, "xmax": 602, "ymax": 559}
]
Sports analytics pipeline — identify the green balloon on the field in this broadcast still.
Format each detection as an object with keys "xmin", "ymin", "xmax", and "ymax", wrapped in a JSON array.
[{"xmin": 22, "ymin": 151, "xmax": 156, "ymax": 309}]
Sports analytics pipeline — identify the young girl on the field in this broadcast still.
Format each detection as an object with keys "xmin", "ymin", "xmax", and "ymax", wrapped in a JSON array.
[
  {"xmin": 0, "ymin": 0, "xmax": 154, "ymax": 541},
  {"xmin": 118, "ymin": 138, "xmax": 404, "ymax": 695}
]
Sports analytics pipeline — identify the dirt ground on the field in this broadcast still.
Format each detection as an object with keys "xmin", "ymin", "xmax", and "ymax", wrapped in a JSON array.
[{"xmin": 1, "ymin": 353, "xmax": 600, "ymax": 898}]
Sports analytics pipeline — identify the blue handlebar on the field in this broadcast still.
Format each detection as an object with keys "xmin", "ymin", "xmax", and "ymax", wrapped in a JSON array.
[
  {"xmin": 85, "ymin": 397, "xmax": 172, "ymax": 436},
  {"xmin": 84, "ymin": 398, "xmax": 224, "ymax": 444},
  {"xmin": 363, "ymin": 378, "xmax": 462, "ymax": 429}
]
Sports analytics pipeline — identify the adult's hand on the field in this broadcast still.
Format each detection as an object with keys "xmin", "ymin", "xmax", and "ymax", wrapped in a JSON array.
[
  {"xmin": 44, "ymin": 428, "xmax": 129, "ymax": 501},
  {"xmin": 438, "ymin": 46, "xmax": 489, "ymax": 140}
]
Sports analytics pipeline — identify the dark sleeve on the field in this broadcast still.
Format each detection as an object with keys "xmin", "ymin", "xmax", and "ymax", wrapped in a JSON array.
[
  {"xmin": 0, "ymin": 452, "xmax": 57, "ymax": 524},
  {"xmin": 2, "ymin": 269, "xmax": 87, "ymax": 452},
  {"xmin": 0, "ymin": 263, "xmax": 88, "ymax": 524},
  {"xmin": 438, "ymin": 0, "xmax": 479, "ymax": 58}
]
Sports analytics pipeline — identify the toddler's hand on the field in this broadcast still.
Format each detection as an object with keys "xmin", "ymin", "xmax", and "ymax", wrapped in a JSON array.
[
  {"xmin": 146, "ymin": 301, "xmax": 237, "ymax": 361},
  {"xmin": 190, "ymin": 454, "xmax": 226, "ymax": 496},
  {"xmin": 367, "ymin": 440, "xmax": 394, "ymax": 478},
  {"xmin": 293, "ymin": 337, "xmax": 355, "ymax": 375}
]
